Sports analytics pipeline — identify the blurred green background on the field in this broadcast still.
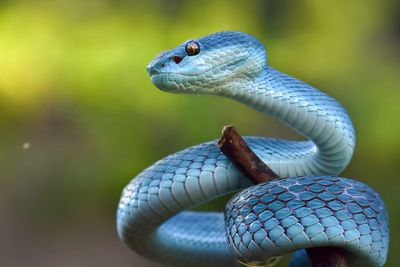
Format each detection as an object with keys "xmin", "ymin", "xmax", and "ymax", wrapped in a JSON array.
[{"xmin": 0, "ymin": 0, "xmax": 399, "ymax": 266}]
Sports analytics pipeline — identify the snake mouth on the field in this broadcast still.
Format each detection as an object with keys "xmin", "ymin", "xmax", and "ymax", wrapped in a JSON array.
[
  {"xmin": 149, "ymin": 74, "xmax": 163, "ymax": 87},
  {"xmin": 148, "ymin": 68, "xmax": 161, "ymax": 77},
  {"xmin": 149, "ymin": 73, "xmax": 180, "ymax": 93}
]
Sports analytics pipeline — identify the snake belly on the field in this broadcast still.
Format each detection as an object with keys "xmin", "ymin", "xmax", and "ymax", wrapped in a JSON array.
[{"xmin": 117, "ymin": 32, "xmax": 389, "ymax": 267}]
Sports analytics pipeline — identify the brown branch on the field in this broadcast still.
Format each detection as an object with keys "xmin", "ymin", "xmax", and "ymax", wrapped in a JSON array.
[
  {"xmin": 217, "ymin": 125, "xmax": 279, "ymax": 184},
  {"xmin": 306, "ymin": 247, "xmax": 347, "ymax": 267},
  {"xmin": 217, "ymin": 125, "xmax": 347, "ymax": 267}
]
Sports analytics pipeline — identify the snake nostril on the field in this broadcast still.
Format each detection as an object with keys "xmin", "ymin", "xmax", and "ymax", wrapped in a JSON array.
[{"xmin": 173, "ymin": 56, "xmax": 183, "ymax": 64}]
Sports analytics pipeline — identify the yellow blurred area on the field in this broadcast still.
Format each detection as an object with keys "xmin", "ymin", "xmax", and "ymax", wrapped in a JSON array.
[
  {"xmin": 0, "ymin": 0, "xmax": 399, "ymax": 266},
  {"xmin": 0, "ymin": 0, "xmax": 259, "ymax": 111}
]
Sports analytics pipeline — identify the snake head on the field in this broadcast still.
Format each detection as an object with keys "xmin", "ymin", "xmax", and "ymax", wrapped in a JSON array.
[{"xmin": 146, "ymin": 31, "xmax": 267, "ymax": 94}]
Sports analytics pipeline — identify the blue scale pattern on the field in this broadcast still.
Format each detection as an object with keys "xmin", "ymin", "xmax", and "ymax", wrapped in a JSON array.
[{"xmin": 225, "ymin": 176, "xmax": 389, "ymax": 266}]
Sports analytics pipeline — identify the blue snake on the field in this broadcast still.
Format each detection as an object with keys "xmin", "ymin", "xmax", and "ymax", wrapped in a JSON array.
[{"xmin": 116, "ymin": 32, "xmax": 389, "ymax": 267}]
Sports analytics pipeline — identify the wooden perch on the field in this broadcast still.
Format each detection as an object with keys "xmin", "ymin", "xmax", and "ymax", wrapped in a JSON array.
[
  {"xmin": 217, "ymin": 125, "xmax": 279, "ymax": 183},
  {"xmin": 306, "ymin": 247, "xmax": 347, "ymax": 267},
  {"xmin": 217, "ymin": 125, "xmax": 347, "ymax": 267}
]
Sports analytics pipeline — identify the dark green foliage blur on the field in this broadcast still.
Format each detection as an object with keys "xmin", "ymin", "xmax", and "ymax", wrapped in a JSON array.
[{"xmin": 0, "ymin": 0, "xmax": 399, "ymax": 266}]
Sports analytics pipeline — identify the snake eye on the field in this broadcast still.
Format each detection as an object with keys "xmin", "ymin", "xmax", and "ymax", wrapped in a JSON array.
[{"xmin": 185, "ymin": 41, "xmax": 200, "ymax": 56}]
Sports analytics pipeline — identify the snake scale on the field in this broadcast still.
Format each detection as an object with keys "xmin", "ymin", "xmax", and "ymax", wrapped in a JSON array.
[{"xmin": 116, "ymin": 32, "xmax": 389, "ymax": 267}]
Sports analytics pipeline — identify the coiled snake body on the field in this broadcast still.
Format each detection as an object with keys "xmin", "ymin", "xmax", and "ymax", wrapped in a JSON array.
[{"xmin": 117, "ymin": 32, "xmax": 389, "ymax": 266}]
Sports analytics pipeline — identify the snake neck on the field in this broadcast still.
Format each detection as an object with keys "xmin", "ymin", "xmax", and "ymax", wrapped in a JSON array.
[{"xmin": 218, "ymin": 67, "xmax": 356, "ymax": 176}]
